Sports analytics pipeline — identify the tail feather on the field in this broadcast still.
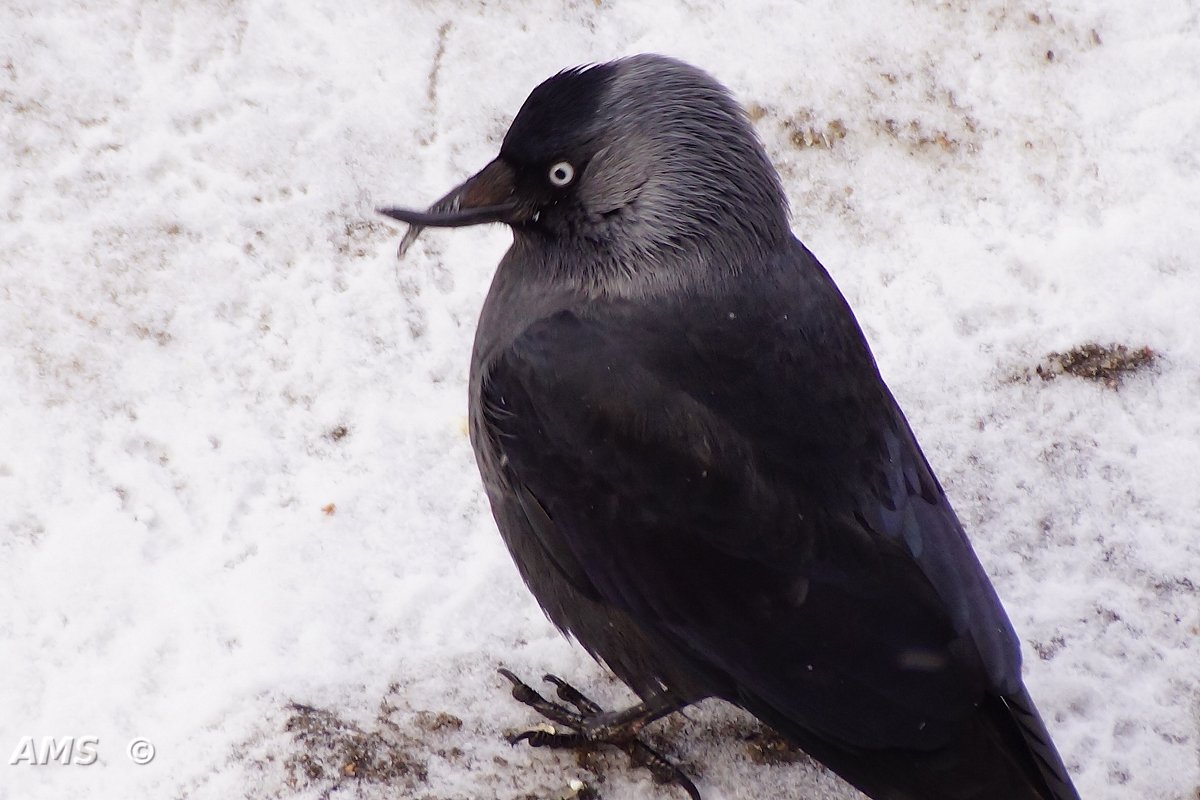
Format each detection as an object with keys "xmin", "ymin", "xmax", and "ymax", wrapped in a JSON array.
[
  {"xmin": 739, "ymin": 685, "xmax": 1080, "ymax": 800},
  {"xmin": 996, "ymin": 686, "xmax": 1080, "ymax": 800}
]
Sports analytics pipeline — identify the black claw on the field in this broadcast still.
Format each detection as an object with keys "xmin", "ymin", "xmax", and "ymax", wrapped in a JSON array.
[
  {"xmin": 498, "ymin": 668, "xmax": 535, "ymax": 699},
  {"xmin": 629, "ymin": 743, "xmax": 701, "ymax": 800},
  {"xmin": 625, "ymin": 740, "xmax": 701, "ymax": 800},
  {"xmin": 498, "ymin": 667, "xmax": 702, "ymax": 799},
  {"xmin": 544, "ymin": 673, "xmax": 605, "ymax": 715},
  {"xmin": 498, "ymin": 667, "xmax": 585, "ymax": 729},
  {"xmin": 676, "ymin": 773, "xmax": 703, "ymax": 800},
  {"xmin": 507, "ymin": 729, "xmax": 539, "ymax": 746}
]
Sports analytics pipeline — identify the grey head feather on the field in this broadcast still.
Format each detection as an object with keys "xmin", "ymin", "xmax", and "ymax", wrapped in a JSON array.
[{"xmin": 531, "ymin": 55, "xmax": 791, "ymax": 293}]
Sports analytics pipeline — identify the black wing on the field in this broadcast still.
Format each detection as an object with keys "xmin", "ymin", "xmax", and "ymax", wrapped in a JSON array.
[{"xmin": 479, "ymin": 244, "xmax": 1076, "ymax": 798}]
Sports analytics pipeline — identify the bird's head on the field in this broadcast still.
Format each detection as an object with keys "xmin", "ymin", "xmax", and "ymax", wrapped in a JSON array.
[{"xmin": 380, "ymin": 55, "xmax": 789, "ymax": 280}]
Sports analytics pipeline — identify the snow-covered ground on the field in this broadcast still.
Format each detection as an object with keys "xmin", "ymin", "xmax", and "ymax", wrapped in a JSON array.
[{"xmin": 2, "ymin": 1, "xmax": 1198, "ymax": 798}]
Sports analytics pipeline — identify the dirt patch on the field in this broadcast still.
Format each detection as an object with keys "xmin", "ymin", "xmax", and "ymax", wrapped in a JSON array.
[
  {"xmin": 744, "ymin": 103, "xmax": 848, "ymax": 150},
  {"xmin": 1034, "ymin": 343, "xmax": 1157, "ymax": 388},
  {"xmin": 784, "ymin": 111, "xmax": 848, "ymax": 150},
  {"xmin": 282, "ymin": 702, "xmax": 428, "ymax": 797},
  {"xmin": 739, "ymin": 726, "xmax": 809, "ymax": 766}
]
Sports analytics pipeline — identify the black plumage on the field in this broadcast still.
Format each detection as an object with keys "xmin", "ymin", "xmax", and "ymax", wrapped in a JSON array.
[{"xmin": 380, "ymin": 54, "xmax": 1080, "ymax": 800}]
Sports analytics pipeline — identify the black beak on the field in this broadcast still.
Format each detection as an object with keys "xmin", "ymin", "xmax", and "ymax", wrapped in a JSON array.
[{"xmin": 378, "ymin": 159, "xmax": 525, "ymax": 257}]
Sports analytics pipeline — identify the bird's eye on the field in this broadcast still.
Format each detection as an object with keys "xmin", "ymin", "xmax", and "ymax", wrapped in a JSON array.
[{"xmin": 548, "ymin": 161, "xmax": 575, "ymax": 187}]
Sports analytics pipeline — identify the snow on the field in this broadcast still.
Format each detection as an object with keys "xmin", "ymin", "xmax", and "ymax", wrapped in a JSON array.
[{"xmin": 2, "ymin": 1, "xmax": 1198, "ymax": 798}]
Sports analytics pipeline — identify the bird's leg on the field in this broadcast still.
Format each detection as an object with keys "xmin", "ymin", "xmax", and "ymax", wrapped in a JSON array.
[{"xmin": 498, "ymin": 668, "xmax": 701, "ymax": 800}]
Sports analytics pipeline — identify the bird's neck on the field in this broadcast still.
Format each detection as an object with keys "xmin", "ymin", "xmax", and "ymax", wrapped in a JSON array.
[{"xmin": 513, "ymin": 210, "xmax": 791, "ymax": 300}]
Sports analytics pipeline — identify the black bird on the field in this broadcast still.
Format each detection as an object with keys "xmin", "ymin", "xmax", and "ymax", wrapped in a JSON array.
[{"xmin": 380, "ymin": 55, "xmax": 1080, "ymax": 800}]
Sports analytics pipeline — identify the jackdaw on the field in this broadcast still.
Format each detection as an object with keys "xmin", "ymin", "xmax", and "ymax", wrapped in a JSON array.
[{"xmin": 379, "ymin": 54, "xmax": 1081, "ymax": 800}]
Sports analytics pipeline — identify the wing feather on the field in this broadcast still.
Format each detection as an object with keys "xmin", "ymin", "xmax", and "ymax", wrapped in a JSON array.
[{"xmin": 480, "ymin": 286, "xmax": 1020, "ymax": 748}]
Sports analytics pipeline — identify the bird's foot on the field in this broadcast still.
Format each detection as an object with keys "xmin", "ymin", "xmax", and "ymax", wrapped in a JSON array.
[{"xmin": 498, "ymin": 668, "xmax": 701, "ymax": 800}]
